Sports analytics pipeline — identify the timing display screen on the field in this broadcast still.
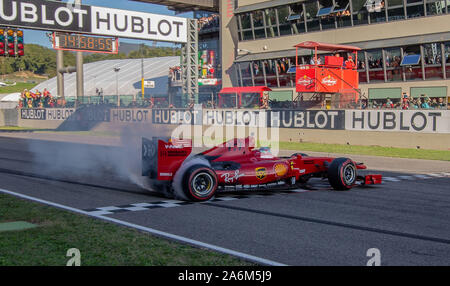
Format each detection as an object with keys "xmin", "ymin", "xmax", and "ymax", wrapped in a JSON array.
[{"xmin": 53, "ymin": 33, "xmax": 118, "ymax": 54}]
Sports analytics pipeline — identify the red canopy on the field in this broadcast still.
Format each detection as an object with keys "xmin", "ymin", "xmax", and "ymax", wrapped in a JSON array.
[
  {"xmin": 219, "ymin": 86, "xmax": 272, "ymax": 93},
  {"xmin": 294, "ymin": 41, "xmax": 361, "ymax": 52}
]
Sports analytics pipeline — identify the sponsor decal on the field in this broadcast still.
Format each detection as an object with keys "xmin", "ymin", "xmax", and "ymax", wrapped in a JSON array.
[
  {"xmin": 0, "ymin": 0, "xmax": 187, "ymax": 43},
  {"xmin": 46, "ymin": 109, "xmax": 75, "ymax": 120},
  {"xmin": 20, "ymin": 109, "xmax": 46, "ymax": 120},
  {"xmin": 269, "ymin": 110, "xmax": 345, "ymax": 130},
  {"xmin": 221, "ymin": 170, "xmax": 244, "ymax": 183},
  {"xmin": 274, "ymin": 163, "xmax": 288, "ymax": 177},
  {"xmin": 297, "ymin": 75, "xmax": 313, "ymax": 86},
  {"xmin": 165, "ymin": 144, "xmax": 184, "ymax": 149},
  {"xmin": 321, "ymin": 75, "xmax": 337, "ymax": 86},
  {"xmin": 346, "ymin": 110, "xmax": 450, "ymax": 133},
  {"xmin": 112, "ymin": 109, "xmax": 150, "ymax": 123},
  {"xmin": 159, "ymin": 173, "xmax": 172, "ymax": 176},
  {"xmin": 300, "ymin": 169, "xmax": 306, "ymax": 174},
  {"xmin": 255, "ymin": 167, "xmax": 267, "ymax": 180}
]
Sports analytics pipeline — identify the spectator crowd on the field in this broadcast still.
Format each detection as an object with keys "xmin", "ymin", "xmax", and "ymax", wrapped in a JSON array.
[
  {"xmin": 18, "ymin": 89, "xmax": 66, "ymax": 109},
  {"xmin": 370, "ymin": 93, "xmax": 447, "ymax": 110}
]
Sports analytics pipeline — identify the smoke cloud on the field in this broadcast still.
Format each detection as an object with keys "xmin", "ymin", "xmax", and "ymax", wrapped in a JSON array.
[{"xmin": 26, "ymin": 123, "xmax": 170, "ymax": 194}]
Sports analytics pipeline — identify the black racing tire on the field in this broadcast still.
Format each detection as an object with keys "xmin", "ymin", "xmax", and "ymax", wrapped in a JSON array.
[
  {"xmin": 327, "ymin": 158, "xmax": 357, "ymax": 190},
  {"xmin": 181, "ymin": 164, "xmax": 218, "ymax": 202}
]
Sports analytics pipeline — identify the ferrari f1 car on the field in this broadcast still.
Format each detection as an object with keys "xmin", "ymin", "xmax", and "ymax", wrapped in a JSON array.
[{"xmin": 142, "ymin": 137, "xmax": 382, "ymax": 202}]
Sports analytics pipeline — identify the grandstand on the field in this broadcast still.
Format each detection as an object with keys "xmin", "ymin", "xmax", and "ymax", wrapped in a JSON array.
[{"xmin": 32, "ymin": 56, "xmax": 180, "ymax": 100}]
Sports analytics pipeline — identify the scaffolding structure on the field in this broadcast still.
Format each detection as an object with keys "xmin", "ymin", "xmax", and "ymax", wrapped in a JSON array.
[{"xmin": 181, "ymin": 18, "xmax": 199, "ymax": 104}]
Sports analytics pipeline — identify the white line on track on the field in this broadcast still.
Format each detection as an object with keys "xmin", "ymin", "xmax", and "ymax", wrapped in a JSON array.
[{"xmin": 0, "ymin": 188, "xmax": 286, "ymax": 266}]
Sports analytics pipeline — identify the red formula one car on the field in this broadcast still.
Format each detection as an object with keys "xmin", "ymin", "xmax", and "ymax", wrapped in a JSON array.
[{"xmin": 142, "ymin": 137, "xmax": 382, "ymax": 202}]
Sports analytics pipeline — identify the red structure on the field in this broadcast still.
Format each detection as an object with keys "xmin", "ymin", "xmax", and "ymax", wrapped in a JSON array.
[{"xmin": 295, "ymin": 41, "xmax": 361, "ymax": 104}]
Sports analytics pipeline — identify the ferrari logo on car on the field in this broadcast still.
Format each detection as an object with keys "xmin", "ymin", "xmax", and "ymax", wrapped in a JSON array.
[
  {"xmin": 274, "ymin": 163, "xmax": 288, "ymax": 177},
  {"xmin": 255, "ymin": 167, "xmax": 267, "ymax": 180}
]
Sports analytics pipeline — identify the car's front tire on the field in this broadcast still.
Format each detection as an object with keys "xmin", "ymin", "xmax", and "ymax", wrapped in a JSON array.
[
  {"xmin": 181, "ymin": 164, "xmax": 218, "ymax": 201},
  {"xmin": 327, "ymin": 158, "xmax": 357, "ymax": 190}
]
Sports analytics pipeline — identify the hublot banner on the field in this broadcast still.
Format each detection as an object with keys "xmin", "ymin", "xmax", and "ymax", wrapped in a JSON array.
[
  {"xmin": 269, "ymin": 110, "xmax": 345, "ymax": 130},
  {"xmin": 19, "ymin": 108, "xmax": 450, "ymax": 133},
  {"xmin": 346, "ymin": 110, "xmax": 450, "ymax": 133},
  {"xmin": 0, "ymin": 0, "xmax": 187, "ymax": 43}
]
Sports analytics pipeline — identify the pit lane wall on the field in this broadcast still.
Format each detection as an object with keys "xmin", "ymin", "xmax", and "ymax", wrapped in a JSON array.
[{"xmin": 12, "ymin": 108, "xmax": 450, "ymax": 150}]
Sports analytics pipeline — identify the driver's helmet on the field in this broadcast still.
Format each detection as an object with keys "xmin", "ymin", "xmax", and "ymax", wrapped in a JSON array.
[{"xmin": 259, "ymin": 147, "xmax": 273, "ymax": 159}]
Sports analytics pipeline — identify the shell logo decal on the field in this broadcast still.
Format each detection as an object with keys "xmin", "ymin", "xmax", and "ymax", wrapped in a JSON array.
[
  {"xmin": 274, "ymin": 163, "xmax": 289, "ymax": 177},
  {"xmin": 255, "ymin": 167, "xmax": 267, "ymax": 180}
]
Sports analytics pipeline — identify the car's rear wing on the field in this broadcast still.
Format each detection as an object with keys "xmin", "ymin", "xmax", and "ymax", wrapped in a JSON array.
[{"xmin": 142, "ymin": 137, "xmax": 192, "ymax": 181}]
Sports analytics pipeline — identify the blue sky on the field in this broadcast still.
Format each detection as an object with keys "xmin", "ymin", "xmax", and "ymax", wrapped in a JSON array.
[{"xmin": 26, "ymin": 0, "xmax": 192, "ymax": 48}]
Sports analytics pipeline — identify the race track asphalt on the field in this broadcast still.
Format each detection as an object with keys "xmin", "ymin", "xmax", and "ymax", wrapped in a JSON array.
[{"xmin": 0, "ymin": 134, "xmax": 449, "ymax": 266}]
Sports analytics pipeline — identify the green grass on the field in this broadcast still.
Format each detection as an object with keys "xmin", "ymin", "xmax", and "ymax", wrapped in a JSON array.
[
  {"xmin": 0, "ymin": 194, "xmax": 252, "ymax": 266},
  {"xmin": 0, "ymin": 82, "xmax": 37, "ymax": 94},
  {"xmin": 0, "ymin": 126, "xmax": 40, "ymax": 131},
  {"xmin": 279, "ymin": 141, "xmax": 450, "ymax": 161}
]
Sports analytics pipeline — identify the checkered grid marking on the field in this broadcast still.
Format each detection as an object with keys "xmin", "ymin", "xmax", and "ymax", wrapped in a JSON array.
[
  {"xmin": 83, "ymin": 173, "xmax": 449, "ymax": 216},
  {"xmin": 83, "ymin": 189, "xmax": 309, "ymax": 216}
]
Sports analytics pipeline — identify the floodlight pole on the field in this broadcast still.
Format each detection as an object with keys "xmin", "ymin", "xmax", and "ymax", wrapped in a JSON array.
[
  {"xmin": 76, "ymin": 0, "xmax": 84, "ymax": 106},
  {"xmin": 55, "ymin": 0, "xmax": 64, "ymax": 101},
  {"xmin": 56, "ymin": 49, "xmax": 65, "ymax": 100},
  {"xmin": 114, "ymin": 67, "xmax": 120, "ymax": 106}
]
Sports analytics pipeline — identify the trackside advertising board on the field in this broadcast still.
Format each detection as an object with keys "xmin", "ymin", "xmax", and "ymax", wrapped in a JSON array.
[
  {"xmin": 345, "ymin": 110, "xmax": 450, "ymax": 133},
  {"xmin": 0, "ymin": 0, "xmax": 187, "ymax": 43},
  {"xmin": 19, "ymin": 108, "xmax": 450, "ymax": 134}
]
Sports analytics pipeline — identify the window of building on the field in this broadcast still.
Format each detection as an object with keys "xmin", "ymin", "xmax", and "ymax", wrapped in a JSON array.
[
  {"xmin": 403, "ymin": 45, "xmax": 423, "ymax": 80},
  {"xmin": 387, "ymin": 0, "xmax": 406, "ymax": 21},
  {"xmin": 264, "ymin": 59, "xmax": 279, "ymax": 87},
  {"xmin": 384, "ymin": 47, "xmax": 402, "ymax": 81},
  {"xmin": 305, "ymin": 1, "xmax": 321, "ymax": 31},
  {"xmin": 253, "ymin": 61, "xmax": 266, "ymax": 86},
  {"xmin": 335, "ymin": 0, "xmax": 352, "ymax": 27},
  {"xmin": 289, "ymin": 3, "xmax": 306, "ymax": 34},
  {"xmin": 406, "ymin": 0, "xmax": 425, "ymax": 18},
  {"xmin": 426, "ymin": 0, "xmax": 446, "ymax": 16},
  {"xmin": 318, "ymin": 0, "xmax": 336, "ymax": 30},
  {"xmin": 240, "ymin": 13, "xmax": 251, "ymax": 29},
  {"xmin": 264, "ymin": 8, "xmax": 279, "ymax": 38},
  {"xmin": 366, "ymin": 49, "xmax": 384, "ymax": 81},
  {"xmin": 278, "ymin": 6, "xmax": 293, "ymax": 36},
  {"xmin": 365, "ymin": 0, "xmax": 387, "ymax": 23},
  {"xmin": 278, "ymin": 58, "xmax": 294, "ymax": 87},
  {"xmin": 239, "ymin": 62, "xmax": 253, "ymax": 86},
  {"xmin": 239, "ymin": 13, "xmax": 253, "ymax": 41},
  {"xmin": 423, "ymin": 43, "xmax": 443, "ymax": 79},
  {"xmin": 444, "ymin": 42, "xmax": 450, "ymax": 79},
  {"xmin": 353, "ymin": 0, "xmax": 370, "ymax": 25},
  {"xmin": 252, "ymin": 10, "xmax": 266, "ymax": 39},
  {"xmin": 357, "ymin": 51, "xmax": 368, "ymax": 83}
]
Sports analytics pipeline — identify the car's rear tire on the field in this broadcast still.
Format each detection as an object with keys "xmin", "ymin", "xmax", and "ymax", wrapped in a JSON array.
[
  {"xmin": 182, "ymin": 164, "xmax": 218, "ymax": 202},
  {"xmin": 327, "ymin": 158, "xmax": 357, "ymax": 190}
]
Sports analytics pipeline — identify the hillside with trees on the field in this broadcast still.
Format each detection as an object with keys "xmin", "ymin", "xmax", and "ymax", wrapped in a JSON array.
[{"xmin": 0, "ymin": 44, "xmax": 180, "ymax": 79}]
